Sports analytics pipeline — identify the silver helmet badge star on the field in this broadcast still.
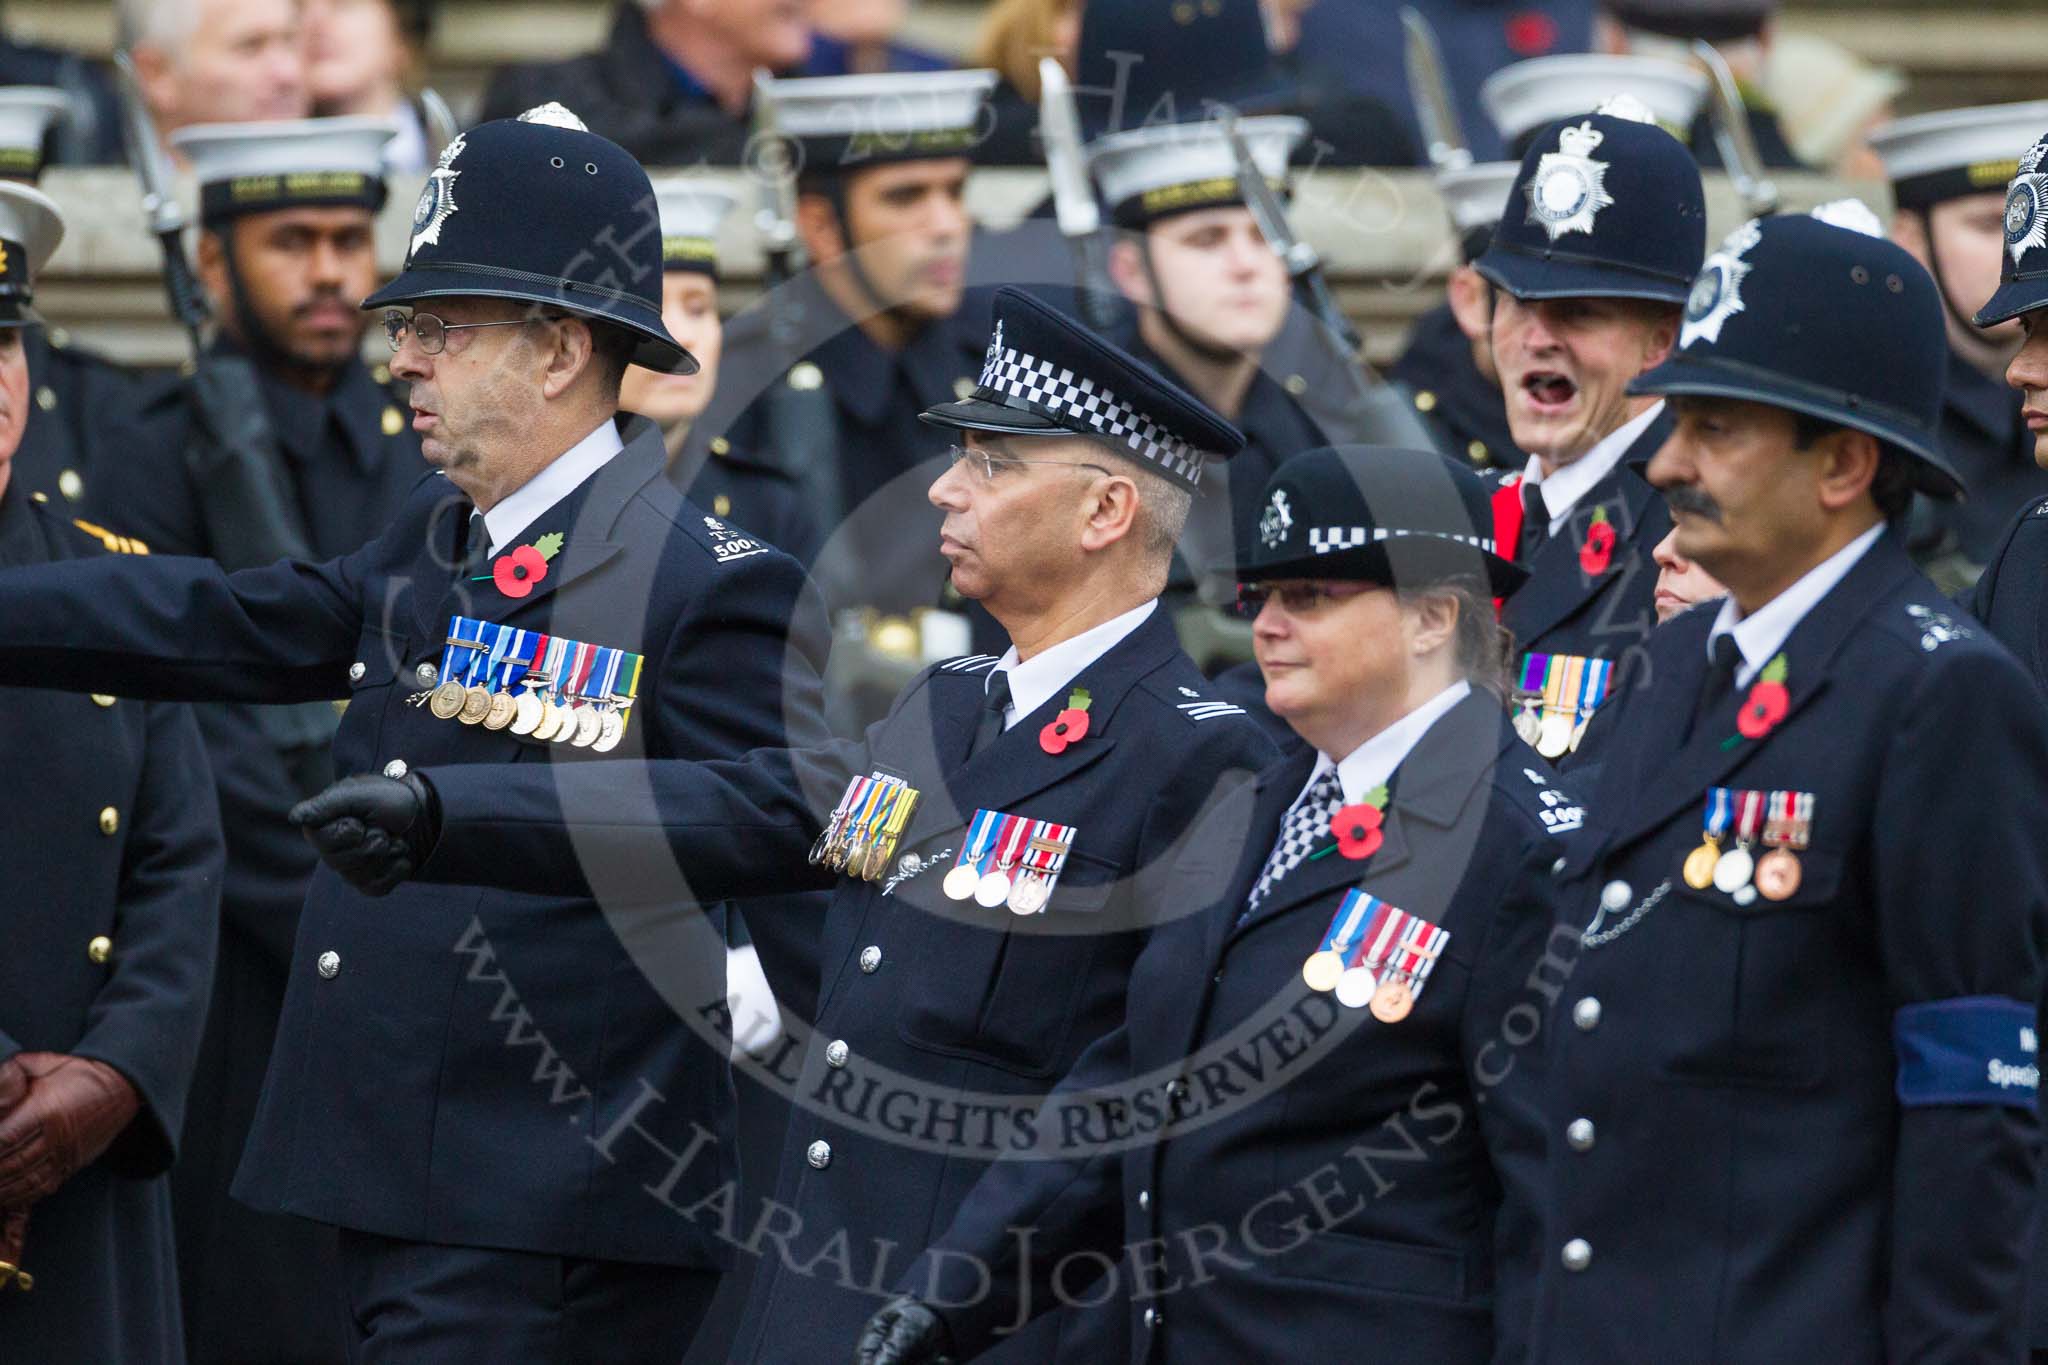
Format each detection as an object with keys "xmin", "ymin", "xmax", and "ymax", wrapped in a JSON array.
[
  {"xmin": 1526, "ymin": 121, "xmax": 1614, "ymax": 242},
  {"xmin": 2005, "ymin": 137, "xmax": 2048, "ymax": 268},
  {"xmin": 1259, "ymin": 488, "xmax": 1293, "ymax": 550},
  {"xmin": 409, "ymin": 132, "xmax": 466, "ymax": 257},
  {"xmin": 1682, "ymin": 218, "xmax": 1762, "ymax": 349}
]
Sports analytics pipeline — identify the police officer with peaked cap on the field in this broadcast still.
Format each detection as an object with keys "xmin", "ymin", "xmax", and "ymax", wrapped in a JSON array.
[
  {"xmin": 1389, "ymin": 159, "xmax": 1527, "ymax": 474},
  {"xmin": 288, "ymin": 284, "xmax": 1281, "ymax": 1364},
  {"xmin": 1539, "ymin": 208, "xmax": 2048, "ymax": 1362},
  {"xmin": 0, "ymin": 87, "xmax": 139, "ymax": 511},
  {"xmin": 1959, "ymin": 120, "xmax": 2048, "ymax": 1360},
  {"xmin": 0, "ymin": 176, "xmax": 225, "ymax": 1365},
  {"xmin": 0, "ymin": 103, "xmax": 832, "ymax": 1361},
  {"xmin": 858, "ymin": 446, "xmax": 1580, "ymax": 1365},
  {"xmin": 1474, "ymin": 96, "xmax": 1702, "ymax": 761},
  {"xmin": 84, "ymin": 114, "xmax": 424, "ymax": 1365},
  {"xmin": 1871, "ymin": 102, "xmax": 2048, "ymax": 578}
]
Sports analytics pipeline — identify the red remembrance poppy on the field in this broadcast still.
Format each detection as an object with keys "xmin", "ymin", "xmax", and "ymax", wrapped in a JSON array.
[
  {"xmin": 1040, "ymin": 707, "xmax": 1091, "ymax": 755},
  {"xmin": 1737, "ymin": 680, "xmax": 1790, "ymax": 739},
  {"xmin": 1579, "ymin": 519, "xmax": 1617, "ymax": 576},
  {"xmin": 493, "ymin": 545, "xmax": 549, "ymax": 598},
  {"xmin": 1330, "ymin": 802, "xmax": 1385, "ymax": 860}
]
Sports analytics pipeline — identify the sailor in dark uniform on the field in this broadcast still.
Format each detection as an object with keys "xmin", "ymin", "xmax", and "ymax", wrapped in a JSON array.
[
  {"xmin": 856, "ymin": 445, "xmax": 1578, "ymax": 1365},
  {"xmin": 0, "ymin": 175, "xmax": 224, "ymax": 1365},
  {"xmin": 290, "ymin": 284, "xmax": 1281, "ymax": 1365},
  {"xmin": 1388, "ymin": 159, "xmax": 1525, "ymax": 474},
  {"xmin": 619, "ymin": 177, "xmax": 819, "ymax": 565},
  {"xmin": 78, "ymin": 115, "xmax": 424, "ymax": 1365},
  {"xmin": 1870, "ymin": 101, "xmax": 2048, "ymax": 582},
  {"xmin": 1482, "ymin": 51, "xmax": 1709, "ymax": 162},
  {"xmin": 1542, "ymin": 209, "xmax": 2047, "ymax": 1363},
  {"xmin": 0, "ymin": 104, "xmax": 831, "ymax": 1362},
  {"xmin": 0, "ymin": 86, "xmax": 138, "ymax": 512},
  {"xmin": 1473, "ymin": 96, "xmax": 1703, "ymax": 765}
]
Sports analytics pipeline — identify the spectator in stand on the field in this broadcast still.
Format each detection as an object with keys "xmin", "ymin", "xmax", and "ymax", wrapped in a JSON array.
[
  {"xmin": 478, "ymin": 0, "xmax": 812, "ymax": 165},
  {"xmin": 303, "ymin": 0, "xmax": 438, "ymax": 173},
  {"xmin": 805, "ymin": 0, "xmax": 951, "ymax": 76},
  {"xmin": 967, "ymin": 0, "xmax": 1080, "ymax": 166},
  {"xmin": 118, "ymin": 0, "xmax": 307, "ymax": 161}
]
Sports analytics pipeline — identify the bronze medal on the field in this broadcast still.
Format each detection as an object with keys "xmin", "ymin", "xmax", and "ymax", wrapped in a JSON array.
[
  {"xmin": 429, "ymin": 680, "xmax": 468, "ymax": 720},
  {"xmin": 1755, "ymin": 848, "xmax": 1802, "ymax": 900},
  {"xmin": 483, "ymin": 691, "xmax": 518, "ymax": 731},
  {"xmin": 458, "ymin": 685, "xmax": 494, "ymax": 725},
  {"xmin": 1370, "ymin": 977, "xmax": 1415, "ymax": 1023}
]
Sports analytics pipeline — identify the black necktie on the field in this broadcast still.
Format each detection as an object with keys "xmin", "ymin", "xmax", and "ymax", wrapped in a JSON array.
[
  {"xmin": 1686, "ymin": 633, "xmax": 1743, "ymax": 742},
  {"xmin": 969, "ymin": 670, "xmax": 1011, "ymax": 758},
  {"xmin": 1519, "ymin": 479, "xmax": 1549, "ymax": 564},
  {"xmin": 459, "ymin": 510, "xmax": 491, "ymax": 581}
]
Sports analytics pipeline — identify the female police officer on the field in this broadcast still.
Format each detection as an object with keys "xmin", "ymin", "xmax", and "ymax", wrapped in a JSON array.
[{"xmin": 858, "ymin": 444, "xmax": 1583, "ymax": 1365}]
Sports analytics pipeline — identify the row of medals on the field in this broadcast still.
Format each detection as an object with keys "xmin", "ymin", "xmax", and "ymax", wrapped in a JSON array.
[
  {"xmin": 1513, "ymin": 698, "xmax": 1592, "ymax": 760},
  {"xmin": 424, "ymin": 674, "xmax": 631, "ymax": 752},
  {"xmin": 807, "ymin": 785, "xmax": 922, "ymax": 884},
  {"xmin": 941, "ymin": 841, "xmax": 1061, "ymax": 916},
  {"xmin": 1303, "ymin": 941, "xmax": 1436, "ymax": 1023},
  {"xmin": 1683, "ymin": 832, "xmax": 1803, "ymax": 902}
]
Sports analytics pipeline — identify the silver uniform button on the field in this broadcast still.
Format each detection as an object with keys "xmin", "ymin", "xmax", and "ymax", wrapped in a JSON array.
[
  {"xmin": 1137, "ymin": 1189, "xmax": 1150, "ymax": 1210},
  {"xmin": 1566, "ymin": 1118, "xmax": 1595, "ymax": 1152},
  {"xmin": 806, "ymin": 1140, "xmax": 832, "ymax": 1169},
  {"xmin": 825, "ymin": 1040, "xmax": 850, "ymax": 1068},
  {"xmin": 383, "ymin": 759, "xmax": 408, "ymax": 780},
  {"xmin": 1551, "ymin": 856, "xmax": 1567, "ymax": 875},
  {"xmin": 1561, "ymin": 1239, "xmax": 1592, "ymax": 1272},
  {"xmin": 1143, "ymin": 1307, "xmax": 1161, "ymax": 1329},
  {"xmin": 349, "ymin": 661, "xmax": 367, "ymax": 682},
  {"xmin": 859, "ymin": 946, "xmax": 882, "ymax": 974},
  {"xmin": 416, "ymin": 662, "xmax": 439, "ymax": 687},
  {"xmin": 317, "ymin": 950, "xmax": 340, "ymax": 979},
  {"xmin": 1572, "ymin": 997, "xmax": 1602, "ymax": 1031},
  {"xmin": 1599, "ymin": 880, "xmax": 1632, "ymax": 912}
]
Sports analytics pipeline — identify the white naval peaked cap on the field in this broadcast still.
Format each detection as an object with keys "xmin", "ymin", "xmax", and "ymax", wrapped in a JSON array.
[
  {"xmin": 1088, "ymin": 115, "xmax": 1309, "ymax": 228},
  {"xmin": 650, "ymin": 177, "xmax": 739, "ymax": 273},
  {"xmin": 170, "ymin": 115, "xmax": 398, "ymax": 225},
  {"xmin": 757, "ymin": 69, "xmax": 998, "ymax": 165},
  {"xmin": 1436, "ymin": 159, "xmax": 1521, "ymax": 234},
  {"xmin": 1868, "ymin": 101, "xmax": 2048, "ymax": 208},
  {"xmin": 0, "ymin": 180, "xmax": 66, "ymax": 327},
  {"xmin": 1481, "ymin": 54, "xmax": 1708, "ymax": 146},
  {"xmin": 0, "ymin": 87, "xmax": 68, "ymax": 181}
]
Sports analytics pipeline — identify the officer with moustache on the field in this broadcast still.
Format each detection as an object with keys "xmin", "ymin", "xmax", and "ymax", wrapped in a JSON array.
[
  {"xmin": 857, "ymin": 446, "xmax": 1575, "ymax": 1365},
  {"xmin": 1540, "ymin": 209, "xmax": 2048, "ymax": 1362},
  {"xmin": 1871, "ymin": 102, "xmax": 2048, "ymax": 580},
  {"xmin": 289, "ymin": 286, "xmax": 1280, "ymax": 1364},
  {"xmin": 0, "ymin": 87, "xmax": 138, "ymax": 511},
  {"xmin": 0, "ymin": 178, "xmax": 224, "ymax": 1365},
  {"xmin": 1475, "ymin": 95, "xmax": 1704, "ymax": 766},
  {"xmin": 78, "ymin": 116, "xmax": 426, "ymax": 1364},
  {"xmin": 0, "ymin": 105, "xmax": 828, "ymax": 1360}
]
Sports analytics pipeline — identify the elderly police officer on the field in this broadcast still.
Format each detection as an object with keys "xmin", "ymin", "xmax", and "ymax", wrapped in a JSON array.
[
  {"xmin": 1539, "ymin": 208, "xmax": 2048, "ymax": 1362},
  {"xmin": 1872, "ymin": 101, "xmax": 2048, "ymax": 578},
  {"xmin": 0, "ymin": 179, "xmax": 224, "ymax": 1365},
  {"xmin": 82, "ymin": 115, "xmax": 425, "ymax": 1364},
  {"xmin": 1475, "ymin": 95, "xmax": 1705, "ymax": 767},
  {"xmin": 857, "ymin": 446, "xmax": 1577, "ymax": 1365},
  {"xmin": 291, "ymin": 285, "xmax": 1280, "ymax": 1363},
  {"xmin": 0, "ymin": 105, "xmax": 828, "ymax": 1361}
]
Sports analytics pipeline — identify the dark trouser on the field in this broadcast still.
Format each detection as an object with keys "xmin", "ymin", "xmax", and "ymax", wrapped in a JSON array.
[{"xmin": 335, "ymin": 1230, "xmax": 719, "ymax": 1365}]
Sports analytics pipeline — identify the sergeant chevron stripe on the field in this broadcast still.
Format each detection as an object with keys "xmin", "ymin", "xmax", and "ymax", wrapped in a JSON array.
[{"xmin": 1179, "ymin": 701, "xmax": 1247, "ymax": 721}]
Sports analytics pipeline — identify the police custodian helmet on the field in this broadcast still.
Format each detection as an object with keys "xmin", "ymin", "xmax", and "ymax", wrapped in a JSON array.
[{"xmin": 362, "ymin": 104, "xmax": 696, "ymax": 374}]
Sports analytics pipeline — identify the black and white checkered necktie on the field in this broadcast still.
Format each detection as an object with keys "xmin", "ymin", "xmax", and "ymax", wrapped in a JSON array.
[{"xmin": 1241, "ymin": 766, "xmax": 1346, "ymax": 923}]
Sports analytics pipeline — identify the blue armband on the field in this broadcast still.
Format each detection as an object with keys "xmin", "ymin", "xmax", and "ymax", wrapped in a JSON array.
[{"xmin": 1894, "ymin": 996, "xmax": 2038, "ymax": 1108}]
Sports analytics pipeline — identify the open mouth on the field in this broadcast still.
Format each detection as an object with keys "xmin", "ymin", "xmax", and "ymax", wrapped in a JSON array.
[{"xmin": 1522, "ymin": 371, "xmax": 1578, "ymax": 412}]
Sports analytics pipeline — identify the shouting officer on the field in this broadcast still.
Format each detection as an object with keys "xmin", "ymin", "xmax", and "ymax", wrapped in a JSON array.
[
  {"xmin": 82, "ymin": 115, "xmax": 424, "ymax": 1364},
  {"xmin": 290, "ymin": 286, "xmax": 1280, "ymax": 1363},
  {"xmin": 0, "ymin": 179, "xmax": 224, "ymax": 1365},
  {"xmin": 0, "ymin": 105, "xmax": 828, "ymax": 1361},
  {"xmin": 1476, "ymin": 95, "xmax": 1704, "ymax": 766},
  {"xmin": 857, "ymin": 447, "xmax": 1576, "ymax": 1365},
  {"xmin": 1871, "ymin": 101, "xmax": 2048, "ymax": 580},
  {"xmin": 1539, "ymin": 210, "xmax": 2048, "ymax": 1361}
]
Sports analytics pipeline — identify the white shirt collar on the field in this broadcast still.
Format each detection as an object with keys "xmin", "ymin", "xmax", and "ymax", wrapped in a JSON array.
[
  {"xmin": 1521, "ymin": 400, "xmax": 1664, "ymax": 534},
  {"xmin": 988, "ymin": 600, "xmax": 1157, "ymax": 728},
  {"xmin": 1298, "ymin": 681, "xmax": 1473, "ymax": 808},
  {"xmin": 476, "ymin": 419, "xmax": 625, "ymax": 556},
  {"xmin": 1706, "ymin": 521, "xmax": 1885, "ymax": 688}
]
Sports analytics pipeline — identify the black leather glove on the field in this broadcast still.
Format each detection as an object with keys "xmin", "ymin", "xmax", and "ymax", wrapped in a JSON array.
[
  {"xmin": 856, "ymin": 1295, "xmax": 954, "ymax": 1365},
  {"xmin": 289, "ymin": 771, "xmax": 441, "ymax": 896}
]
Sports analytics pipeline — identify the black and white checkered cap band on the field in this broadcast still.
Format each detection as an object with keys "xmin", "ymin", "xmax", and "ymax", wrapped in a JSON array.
[
  {"xmin": 976, "ymin": 345, "xmax": 1206, "ymax": 488},
  {"xmin": 1308, "ymin": 526, "xmax": 1497, "ymax": 554}
]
